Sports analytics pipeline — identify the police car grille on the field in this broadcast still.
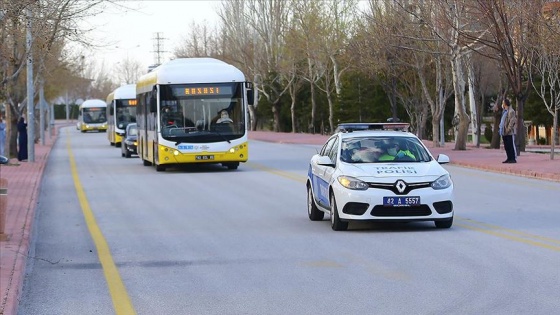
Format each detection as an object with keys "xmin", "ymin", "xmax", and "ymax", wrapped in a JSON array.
[
  {"xmin": 371, "ymin": 205, "xmax": 432, "ymax": 217},
  {"xmin": 367, "ymin": 182, "xmax": 431, "ymax": 195}
]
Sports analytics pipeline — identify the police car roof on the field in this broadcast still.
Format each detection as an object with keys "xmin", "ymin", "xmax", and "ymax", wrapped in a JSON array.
[{"xmin": 335, "ymin": 122, "xmax": 410, "ymax": 133}]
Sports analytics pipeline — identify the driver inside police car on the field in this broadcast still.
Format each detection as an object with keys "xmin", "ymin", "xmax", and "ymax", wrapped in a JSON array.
[{"xmin": 391, "ymin": 140, "xmax": 415, "ymax": 160}]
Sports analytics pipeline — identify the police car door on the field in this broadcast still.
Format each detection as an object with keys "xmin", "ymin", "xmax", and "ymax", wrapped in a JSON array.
[
  {"xmin": 323, "ymin": 138, "xmax": 339, "ymax": 194},
  {"xmin": 312, "ymin": 136, "xmax": 337, "ymax": 206}
]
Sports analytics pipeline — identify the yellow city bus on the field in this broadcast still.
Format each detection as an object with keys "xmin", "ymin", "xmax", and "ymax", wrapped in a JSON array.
[
  {"xmin": 106, "ymin": 84, "xmax": 137, "ymax": 146},
  {"xmin": 77, "ymin": 99, "xmax": 107, "ymax": 133},
  {"xmin": 136, "ymin": 58, "xmax": 254, "ymax": 172}
]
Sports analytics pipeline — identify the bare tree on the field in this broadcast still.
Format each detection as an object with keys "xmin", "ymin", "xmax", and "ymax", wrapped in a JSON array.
[
  {"xmin": 316, "ymin": 0, "xmax": 358, "ymax": 132},
  {"xmin": 529, "ymin": 3, "xmax": 560, "ymax": 159},
  {"xmin": 175, "ymin": 21, "xmax": 220, "ymax": 58},
  {"xmin": 115, "ymin": 55, "xmax": 143, "ymax": 85},
  {"xmin": 217, "ymin": 0, "xmax": 291, "ymax": 131},
  {"xmin": 1, "ymin": 0, "xmax": 108, "ymax": 157},
  {"xmin": 465, "ymin": 0, "xmax": 541, "ymax": 153}
]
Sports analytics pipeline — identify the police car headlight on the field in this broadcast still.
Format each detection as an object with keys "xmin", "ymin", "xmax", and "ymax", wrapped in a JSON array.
[
  {"xmin": 431, "ymin": 174, "xmax": 452, "ymax": 190},
  {"xmin": 337, "ymin": 176, "xmax": 369, "ymax": 190}
]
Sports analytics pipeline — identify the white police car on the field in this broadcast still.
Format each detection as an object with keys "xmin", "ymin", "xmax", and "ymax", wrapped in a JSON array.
[{"xmin": 306, "ymin": 123, "xmax": 454, "ymax": 231}]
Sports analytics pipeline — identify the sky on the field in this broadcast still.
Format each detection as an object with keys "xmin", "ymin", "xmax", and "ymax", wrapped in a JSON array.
[{"xmin": 79, "ymin": 0, "xmax": 221, "ymax": 73}]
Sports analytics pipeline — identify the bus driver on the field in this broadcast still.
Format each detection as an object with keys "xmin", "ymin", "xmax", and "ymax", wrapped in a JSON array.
[{"xmin": 216, "ymin": 110, "xmax": 233, "ymax": 124}]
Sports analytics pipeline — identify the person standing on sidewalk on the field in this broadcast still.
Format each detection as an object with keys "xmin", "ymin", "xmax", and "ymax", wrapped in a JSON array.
[
  {"xmin": 499, "ymin": 98, "xmax": 517, "ymax": 163},
  {"xmin": 17, "ymin": 116, "xmax": 28, "ymax": 161},
  {"xmin": 0, "ymin": 116, "xmax": 6, "ymax": 157}
]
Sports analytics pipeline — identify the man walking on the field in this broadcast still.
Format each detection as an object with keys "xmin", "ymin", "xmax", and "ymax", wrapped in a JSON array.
[{"xmin": 499, "ymin": 98, "xmax": 517, "ymax": 163}]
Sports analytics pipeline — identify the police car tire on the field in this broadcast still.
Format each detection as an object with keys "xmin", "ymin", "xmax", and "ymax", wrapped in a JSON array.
[
  {"xmin": 330, "ymin": 194, "xmax": 348, "ymax": 231},
  {"xmin": 307, "ymin": 185, "xmax": 324, "ymax": 221},
  {"xmin": 435, "ymin": 217, "xmax": 453, "ymax": 229}
]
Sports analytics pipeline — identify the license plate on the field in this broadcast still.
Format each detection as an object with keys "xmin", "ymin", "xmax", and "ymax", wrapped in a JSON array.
[
  {"xmin": 383, "ymin": 196, "xmax": 420, "ymax": 207},
  {"xmin": 196, "ymin": 155, "xmax": 214, "ymax": 160}
]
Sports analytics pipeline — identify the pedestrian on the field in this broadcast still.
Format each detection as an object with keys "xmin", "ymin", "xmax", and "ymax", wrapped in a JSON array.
[
  {"xmin": 17, "ymin": 116, "xmax": 28, "ymax": 162},
  {"xmin": 0, "ymin": 116, "xmax": 6, "ymax": 157},
  {"xmin": 499, "ymin": 98, "xmax": 517, "ymax": 163}
]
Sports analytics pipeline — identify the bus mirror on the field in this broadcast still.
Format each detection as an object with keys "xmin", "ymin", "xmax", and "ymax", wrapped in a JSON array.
[
  {"xmin": 150, "ymin": 96, "xmax": 157, "ymax": 113},
  {"xmin": 247, "ymin": 89, "xmax": 254, "ymax": 106},
  {"xmin": 246, "ymin": 82, "xmax": 255, "ymax": 106}
]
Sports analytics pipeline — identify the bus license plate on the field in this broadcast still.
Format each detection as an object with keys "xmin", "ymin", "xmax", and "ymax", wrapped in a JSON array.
[
  {"xmin": 196, "ymin": 155, "xmax": 214, "ymax": 161},
  {"xmin": 383, "ymin": 196, "xmax": 420, "ymax": 207}
]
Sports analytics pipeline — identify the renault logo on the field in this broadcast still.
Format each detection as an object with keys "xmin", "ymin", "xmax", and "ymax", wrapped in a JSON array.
[{"xmin": 395, "ymin": 180, "xmax": 407, "ymax": 193}]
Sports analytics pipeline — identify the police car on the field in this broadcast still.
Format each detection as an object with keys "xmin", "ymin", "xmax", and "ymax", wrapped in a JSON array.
[{"xmin": 306, "ymin": 123, "xmax": 454, "ymax": 231}]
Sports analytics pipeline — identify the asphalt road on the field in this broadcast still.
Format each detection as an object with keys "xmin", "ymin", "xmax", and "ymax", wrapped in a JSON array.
[{"xmin": 18, "ymin": 127, "xmax": 560, "ymax": 315}]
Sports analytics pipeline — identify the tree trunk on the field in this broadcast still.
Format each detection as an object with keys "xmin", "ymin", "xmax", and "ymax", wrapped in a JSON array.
[
  {"xmin": 451, "ymin": 53, "xmax": 470, "ymax": 150},
  {"xmin": 272, "ymin": 101, "xmax": 281, "ymax": 132},
  {"xmin": 467, "ymin": 54, "xmax": 478, "ymax": 145},
  {"xmin": 248, "ymin": 105, "xmax": 257, "ymax": 131}
]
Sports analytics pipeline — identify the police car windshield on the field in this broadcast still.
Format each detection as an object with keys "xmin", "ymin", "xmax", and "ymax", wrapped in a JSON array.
[{"xmin": 340, "ymin": 136, "xmax": 431, "ymax": 163}]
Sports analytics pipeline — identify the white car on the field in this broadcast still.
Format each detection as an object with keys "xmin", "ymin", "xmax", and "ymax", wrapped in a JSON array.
[{"xmin": 306, "ymin": 123, "xmax": 454, "ymax": 231}]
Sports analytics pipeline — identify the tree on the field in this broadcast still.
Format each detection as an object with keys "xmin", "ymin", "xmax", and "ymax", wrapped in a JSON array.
[
  {"xmin": 529, "ymin": 2, "xmax": 560, "ymax": 159},
  {"xmin": 1, "ymin": 0, "xmax": 108, "ymax": 158},
  {"xmin": 466, "ymin": 0, "xmax": 541, "ymax": 153},
  {"xmin": 115, "ymin": 55, "xmax": 143, "ymax": 85}
]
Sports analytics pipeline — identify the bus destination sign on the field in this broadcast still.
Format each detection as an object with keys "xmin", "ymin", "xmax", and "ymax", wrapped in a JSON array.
[
  {"xmin": 185, "ymin": 86, "xmax": 229, "ymax": 96},
  {"xmin": 173, "ymin": 85, "xmax": 233, "ymax": 97}
]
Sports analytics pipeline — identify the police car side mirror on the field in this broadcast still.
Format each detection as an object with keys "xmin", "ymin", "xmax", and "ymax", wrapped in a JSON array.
[
  {"xmin": 437, "ymin": 154, "xmax": 450, "ymax": 164},
  {"xmin": 316, "ymin": 155, "xmax": 335, "ymax": 167}
]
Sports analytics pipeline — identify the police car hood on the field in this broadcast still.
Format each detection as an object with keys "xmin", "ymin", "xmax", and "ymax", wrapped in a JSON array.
[{"xmin": 341, "ymin": 162, "xmax": 445, "ymax": 181}]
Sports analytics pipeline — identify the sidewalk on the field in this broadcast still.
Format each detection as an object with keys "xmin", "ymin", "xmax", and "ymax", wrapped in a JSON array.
[
  {"xmin": 0, "ymin": 128, "xmax": 58, "ymax": 315},
  {"xmin": 1, "ymin": 129, "xmax": 559, "ymax": 315}
]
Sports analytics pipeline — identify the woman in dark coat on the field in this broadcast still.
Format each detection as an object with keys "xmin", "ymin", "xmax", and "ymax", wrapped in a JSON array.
[{"xmin": 17, "ymin": 116, "xmax": 28, "ymax": 161}]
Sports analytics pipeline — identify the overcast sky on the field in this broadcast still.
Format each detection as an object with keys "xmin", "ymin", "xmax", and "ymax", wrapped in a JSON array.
[{"xmin": 79, "ymin": 0, "xmax": 220, "ymax": 72}]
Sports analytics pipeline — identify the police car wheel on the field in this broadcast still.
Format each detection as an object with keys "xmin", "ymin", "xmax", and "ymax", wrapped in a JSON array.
[
  {"xmin": 435, "ymin": 217, "xmax": 453, "ymax": 229},
  {"xmin": 307, "ymin": 184, "xmax": 324, "ymax": 221},
  {"xmin": 330, "ymin": 194, "xmax": 348, "ymax": 231}
]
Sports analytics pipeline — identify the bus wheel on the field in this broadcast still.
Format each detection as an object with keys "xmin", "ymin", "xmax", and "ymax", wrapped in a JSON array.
[
  {"xmin": 224, "ymin": 162, "xmax": 239, "ymax": 170},
  {"xmin": 154, "ymin": 148, "xmax": 165, "ymax": 171}
]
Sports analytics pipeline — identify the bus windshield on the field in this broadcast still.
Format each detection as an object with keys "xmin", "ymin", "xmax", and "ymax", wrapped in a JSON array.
[
  {"xmin": 159, "ymin": 83, "xmax": 245, "ymax": 143},
  {"xmin": 116, "ymin": 99, "xmax": 137, "ymax": 129},
  {"xmin": 83, "ymin": 107, "xmax": 107, "ymax": 123}
]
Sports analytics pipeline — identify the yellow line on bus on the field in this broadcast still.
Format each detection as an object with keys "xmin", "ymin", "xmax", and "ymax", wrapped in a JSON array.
[{"xmin": 66, "ymin": 134, "xmax": 136, "ymax": 315}]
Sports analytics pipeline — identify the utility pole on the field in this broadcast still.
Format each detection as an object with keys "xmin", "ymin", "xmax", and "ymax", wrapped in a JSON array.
[
  {"xmin": 39, "ymin": 77, "xmax": 45, "ymax": 145},
  {"xmin": 152, "ymin": 32, "xmax": 167, "ymax": 67},
  {"xmin": 26, "ymin": 7, "xmax": 35, "ymax": 162}
]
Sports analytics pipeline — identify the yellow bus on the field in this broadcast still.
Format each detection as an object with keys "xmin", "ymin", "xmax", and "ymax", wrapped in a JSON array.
[
  {"xmin": 136, "ymin": 58, "xmax": 254, "ymax": 172},
  {"xmin": 106, "ymin": 84, "xmax": 137, "ymax": 146},
  {"xmin": 77, "ymin": 99, "xmax": 107, "ymax": 133}
]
